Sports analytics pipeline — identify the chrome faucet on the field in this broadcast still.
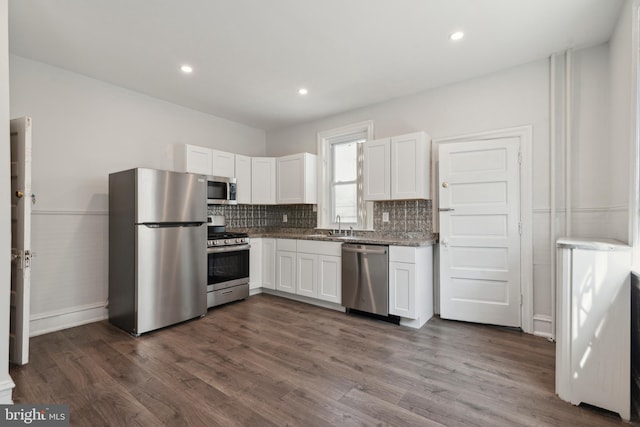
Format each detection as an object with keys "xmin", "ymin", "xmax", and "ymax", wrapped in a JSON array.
[{"xmin": 336, "ymin": 215, "xmax": 341, "ymax": 235}]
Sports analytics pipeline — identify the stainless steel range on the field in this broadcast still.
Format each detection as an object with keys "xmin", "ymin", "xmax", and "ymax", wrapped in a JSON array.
[{"xmin": 206, "ymin": 216, "xmax": 250, "ymax": 308}]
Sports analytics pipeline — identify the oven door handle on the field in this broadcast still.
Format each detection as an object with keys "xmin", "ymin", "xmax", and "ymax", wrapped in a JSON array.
[{"xmin": 207, "ymin": 244, "xmax": 251, "ymax": 254}]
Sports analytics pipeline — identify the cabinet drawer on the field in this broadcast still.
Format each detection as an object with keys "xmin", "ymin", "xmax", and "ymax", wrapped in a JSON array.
[
  {"xmin": 389, "ymin": 246, "xmax": 417, "ymax": 263},
  {"xmin": 297, "ymin": 240, "xmax": 341, "ymax": 256},
  {"xmin": 277, "ymin": 239, "xmax": 297, "ymax": 252}
]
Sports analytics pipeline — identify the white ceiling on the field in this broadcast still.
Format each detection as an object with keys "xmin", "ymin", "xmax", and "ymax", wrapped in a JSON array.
[{"xmin": 8, "ymin": 0, "xmax": 624, "ymax": 131}]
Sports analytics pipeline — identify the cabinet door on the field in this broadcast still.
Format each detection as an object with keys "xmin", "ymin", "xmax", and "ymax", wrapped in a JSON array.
[
  {"xmin": 276, "ymin": 153, "xmax": 317, "ymax": 204},
  {"xmin": 363, "ymin": 138, "xmax": 390, "ymax": 200},
  {"xmin": 177, "ymin": 145, "xmax": 212, "ymax": 175},
  {"xmin": 296, "ymin": 253, "xmax": 317, "ymax": 298},
  {"xmin": 235, "ymin": 154, "xmax": 252, "ymax": 204},
  {"xmin": 389, "ymin": 261, "xmax": 416, "ymax": 318},
  {"xmin": 277, "ymin": 154, "xmax": 304, "ymax": 204},
  {"xmin": 276, "ymin": 250, "xmax": 296, "ymax": 294},
  {"xmin": 211, "ymin": 149, "xmax": 235, "ymax": 178},
  {"xmin": 391, "ymin": 132, "xmax": 429, "ymax": 200},
  {"xmin": 252, "ymin": 157, "xmax": 276, "ymax": 204},
  {"xmin": 249, "ymin": 238, "xmax": 262, "ymax": 290},
  {"xmin": 262, "ymin": 238, "xmax": 276, "ymax": 290},
  {"xmin": 317, "ymin": 255, "xmax": 341, "ymax": 304}
]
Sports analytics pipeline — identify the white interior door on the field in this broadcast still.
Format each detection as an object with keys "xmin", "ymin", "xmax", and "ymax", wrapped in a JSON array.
[
  {"xmin": 10, "ymin": 116, "xmax": 32, "ymax": 365},
  {"xmin": 439, "ymin": 138, "xmax": 521, "ymax": 327}
]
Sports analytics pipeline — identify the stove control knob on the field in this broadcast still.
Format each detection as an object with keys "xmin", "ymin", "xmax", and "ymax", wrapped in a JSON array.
[
  {"xmin": 225, "ymin": 239, "xmax": 231, "ymax": 244},
  {"xmin": 214, "ymin": 240, "xmax": 220, "ymax": 246},
  {"xmin": 236, "ymin": 238, "xmax": 243, "ymax": 244}
]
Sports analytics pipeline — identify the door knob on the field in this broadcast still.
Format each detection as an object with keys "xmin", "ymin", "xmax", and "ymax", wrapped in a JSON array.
[
  {"xmin": 442, "ymin": 182, "xmax": 449, "ymax": 188},
  {"xmin": 15, "ymin": 190, "xmax": 23, "ymax": 199}
]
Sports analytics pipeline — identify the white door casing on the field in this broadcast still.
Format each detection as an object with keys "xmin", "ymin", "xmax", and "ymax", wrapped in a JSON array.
[
  {"xmin": 439, "ymin": 137, "xmax": 522, "ymax": 328},
  {"xmin": 10, "ymin": 116, "xmax": 32, "ymax": 365}
]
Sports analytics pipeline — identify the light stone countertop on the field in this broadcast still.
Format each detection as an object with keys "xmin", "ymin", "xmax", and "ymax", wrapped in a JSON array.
[{"xmin": 233, "ymin": 228, "xmax": 437, "ymax": 247}]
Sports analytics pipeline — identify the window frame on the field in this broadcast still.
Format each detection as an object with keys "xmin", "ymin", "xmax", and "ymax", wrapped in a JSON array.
[{"xmin": 317, "ymin": 121, "xmax": 374, "ymax": 230}]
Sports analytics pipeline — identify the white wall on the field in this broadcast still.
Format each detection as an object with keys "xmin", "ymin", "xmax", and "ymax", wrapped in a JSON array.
[
  {"xmin": 9, "ymin": 55, "xmax": 267, "ymax": 335},
  {"xmin": 0, "ymin": 0, "xmax": 15, "ymax": 404},
  {"xmin": 569, "ymin": 45, "xmax": 615, "ymax": 238},
  {"xmin": 609, "ymin": 0, "xmax": 635, "ymax": 244},
  {"xmin": 266, "ymin": 47, "xmax": 613, "ymax": 337}
]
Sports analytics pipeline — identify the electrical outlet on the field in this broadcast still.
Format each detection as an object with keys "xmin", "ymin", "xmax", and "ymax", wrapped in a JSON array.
[
  {"xmin": 283, "ymin": 214, "xmax": 288, "ymax": 223},
  {"xmin": 382, "ymin": 212, "xmax": 389, "ymax": 222}
]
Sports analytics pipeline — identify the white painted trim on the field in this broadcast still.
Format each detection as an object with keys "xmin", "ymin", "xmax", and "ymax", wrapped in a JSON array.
[
  {"xmin": 261, "ymin": 288, "xmax": 345, "ymax": 312},
  {"xmin": 565, "ymin": 49, "xmax": 573, "ymax": 238},
  {"xmin": 249, "ymin": 287, "xmax": 263, "ymax": 296},
  {"xmin": 630, "ymin": 0, "xmax": 640, "ymax": 265},
  {"xmin": 550, "ymin": 54, "xmax": 558, "ymax": 344},
  {"xmin": 433, "ymin": 125, "xmax": 534, "ymax": 334},
  {"xmin": 30, "ymin": 301, "xmax": 108, "ymax": 337},
  {"xmin": 31, "ymin": 209, "xmax": 108, "ymax": 216},
  {"xmin": 533, "ymin": 205, "xmax": 629, "ymax": 214},
  {"xmin": 0, "ymin": 377, "xmax": 15, "ymax": 404},
  {"xmin": 532, "ymin": 314, "xmax": 553, "ymax": 339},
  {"xmin": 316, "ymin": 120, "xmax": 374, "ymax": 230}
]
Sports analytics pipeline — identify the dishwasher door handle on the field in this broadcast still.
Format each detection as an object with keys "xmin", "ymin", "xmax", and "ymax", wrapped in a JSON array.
[{"xmin": 342, "ymin": 246, "xmax": 387, "ymax": 255}]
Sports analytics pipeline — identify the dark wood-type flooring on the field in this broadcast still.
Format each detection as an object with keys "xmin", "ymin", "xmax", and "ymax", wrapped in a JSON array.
[{"xmin": 10, "ymin": 294, "xmax": 639, "ymax": 426}]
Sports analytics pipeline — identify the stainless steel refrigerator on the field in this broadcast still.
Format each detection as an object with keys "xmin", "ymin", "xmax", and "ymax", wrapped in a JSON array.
[{"xmin": 108, "ymin": 168, "xmax": 207, "ymax": 335}]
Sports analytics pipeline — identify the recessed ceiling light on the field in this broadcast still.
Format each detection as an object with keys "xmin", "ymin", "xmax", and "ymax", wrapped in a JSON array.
[
  {"xmin": 298, "ymin": 88, "xmax": 308, "ymax": 95},
  {"xmin": 180, "ymin": 64, "xmax": 193, "ymax": 74},
  {"xmin": 449, "ymin": 31, "xmax": 465, "ymax": 41}
]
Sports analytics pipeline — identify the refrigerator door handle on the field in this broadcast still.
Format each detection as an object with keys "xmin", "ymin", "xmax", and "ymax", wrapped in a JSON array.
[{"xmin": 142, "ymin": 222, "xmax": 204, "ymax": 228}]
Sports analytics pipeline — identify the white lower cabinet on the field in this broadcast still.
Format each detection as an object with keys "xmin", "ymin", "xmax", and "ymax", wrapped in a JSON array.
[
  {"xmin": 249, "ymin": 238, "xmax": 262, "ymax": 291},
  {"xmin": 389, "ymin": 245, "xmax": 433, "ymax": 328},
  {"xmin": 262, "ymin": 238, "xmax": 276, "ymax": 290},
  {"xmin": 296, "ymin": 253, "xmax": 317, "ymax": 298},
  {"xmin": 317, "ymin": 255, "xmax": 341, "ymax": 304},
  {"xmin": 276, "ymin": 239, "xmax": 297, "ymax": 294},
  {"xmin": 273, "ymin": 239, "xmax": 341, "ymax": 303}
]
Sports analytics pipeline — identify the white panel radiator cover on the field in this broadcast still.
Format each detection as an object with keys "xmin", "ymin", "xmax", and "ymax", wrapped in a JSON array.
[{"xmin": 556, "ymin": 237, "xmax": 632, "ymax": 420}]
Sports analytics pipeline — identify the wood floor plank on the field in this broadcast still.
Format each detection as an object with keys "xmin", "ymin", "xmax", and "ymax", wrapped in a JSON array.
[{"xmin": 10, "ymin": 293, "xmax": 640, "ymax": 426}]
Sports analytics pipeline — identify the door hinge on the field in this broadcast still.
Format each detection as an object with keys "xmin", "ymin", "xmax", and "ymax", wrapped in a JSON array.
[
  {"xmin": 518, "ymin": 152, "xmax": 522, "ymax": 164},
  {"xmin": 520, "ymin": 294, "xmax": 523, "ymax": 306},
  {"xmin": 518, "ymin": 221, "xmax": 522, "ymax": 235}
]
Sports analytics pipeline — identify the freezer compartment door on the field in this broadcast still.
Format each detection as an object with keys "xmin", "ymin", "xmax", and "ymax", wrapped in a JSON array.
[
  {"xmin": 136, "ymin": 223, "xmax": 206, "ymax": 334},
  {"xmin": 136, "ymin": 168, "xmax": 206, "ymax": 223}
]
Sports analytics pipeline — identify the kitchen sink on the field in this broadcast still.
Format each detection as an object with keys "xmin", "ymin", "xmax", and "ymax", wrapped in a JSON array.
[
  {"xmin": 305, "ymin": 234, "xmax": 327, "ymax": 238},
  {"xmin": 334, "ymin": 235, "xmax": 359, "ymax": 240}
]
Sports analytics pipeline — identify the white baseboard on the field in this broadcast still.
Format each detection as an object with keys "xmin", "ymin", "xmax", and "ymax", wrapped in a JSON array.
[
  {"xmin": 0, "ymin": 377, "xmax": 15, "ymax": 404},
  {"xmin": 260, "ymin": 289, "xmax": 345, "ymax": 312},
  {"xmin": 249, "ymin": 287, "xmax": 263, "ymax": 296},
  {"xmin": 533, "ymin": 314, "xmax": 553, "ymax": 339},
  {"xmin": 30, "ymin": 301, "xmax": 108, "ymax": 337}
]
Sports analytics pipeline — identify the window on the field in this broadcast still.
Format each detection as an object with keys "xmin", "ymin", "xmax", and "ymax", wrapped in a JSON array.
[{"xmin": 317, "ymin": 121, "xmax": 373, "ymax": 229}]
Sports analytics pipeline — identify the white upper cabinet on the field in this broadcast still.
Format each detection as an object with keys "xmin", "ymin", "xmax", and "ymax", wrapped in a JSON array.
[
  {"xmin": 276, "ymin": 153, "xmax": 317, "ymax": 204},
  {"xmin": 364, "ymin": 131, "xmax": 430, "ymax": 200},
  {"xmin": 175, "ymin": 144, "xmax": 213, "ymax": 175},
  {"xmin": 363, "ymin": 139, "xmax": 391, "ymax": 200},
  {"xmin": 235, "ymin": 154, "xmax": 252, "ymax": 204},
  {"xmin": 251, "ymin": 157, "xmax": 277, "ymax": 204},
  {"xmin": 211, "ymin": 149, "xmax": 235, "ymax": 178}
]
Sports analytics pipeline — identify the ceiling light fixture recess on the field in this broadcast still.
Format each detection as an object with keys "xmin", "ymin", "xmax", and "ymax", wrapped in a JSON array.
[
  {"xmin": 298, "ymin": 88, "xmax": 308, "ymax": 95},
  {"xmin": 180, "ymin": 64, "xmax": 193, "ymax": 74},
  {"xmin": 449, "ymin": 31, "xmax": 464, "ymax": 41}
]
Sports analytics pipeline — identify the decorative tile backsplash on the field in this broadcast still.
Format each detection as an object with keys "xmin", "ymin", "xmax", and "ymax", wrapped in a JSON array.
[
  {"xmin": 210, "ymin": 199, "xmax": 433, "ymax": 237},
  {"xmin": 373, "ymin": 199, "xmax": 432, "ymax": 236},
  {"xmin": 209, "ymin": 204, "xmax": 316, "ymax": 229}
]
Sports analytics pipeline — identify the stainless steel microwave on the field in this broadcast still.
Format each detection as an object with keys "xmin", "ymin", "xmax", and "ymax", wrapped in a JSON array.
[{"xmin": 207, "ymin": 176, "xmax": 237, "ymax": 205}]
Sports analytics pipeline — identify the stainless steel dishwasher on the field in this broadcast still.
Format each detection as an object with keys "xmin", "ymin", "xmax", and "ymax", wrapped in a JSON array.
[{"xmin": 341, "ymin": 243, "xmax": 389, "ymax": 315}]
